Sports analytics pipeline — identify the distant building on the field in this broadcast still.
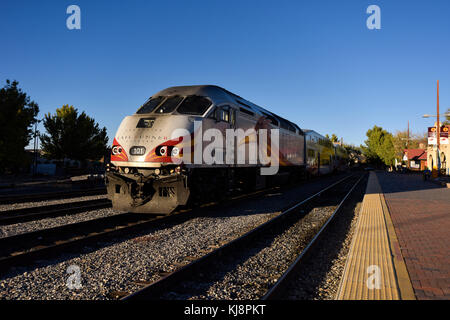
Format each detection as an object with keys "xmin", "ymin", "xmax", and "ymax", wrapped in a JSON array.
[
  {"xmin": 403, "ymin": 149, "xmax": 427, "ymax": 171},
  {"xmin": 426, "ymin": 123, "xmax": 449, "ymax": 176}
]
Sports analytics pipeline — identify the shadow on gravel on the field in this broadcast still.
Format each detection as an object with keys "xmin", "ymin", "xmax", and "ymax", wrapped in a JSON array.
[
  {"xmin": 156, "ymin": 174, "xmax": 364, "ymax": 299},
  {"xmin": 283, "ymin": 174, "xmax": 369, "ymax": 300}
]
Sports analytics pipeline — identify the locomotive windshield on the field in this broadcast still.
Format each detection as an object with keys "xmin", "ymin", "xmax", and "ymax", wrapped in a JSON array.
[
  {"xmin": 136, "ymin": 96, "xmax": 164, "ymax": 114},
  {"xmin": 154, "ymin": 96, "xmax": 184, "ymax": 114},
  {"xmin": 177, "ymin": 95, "xmax": 212, "ymax": 115},
  {"xmin": 136, "ymin": 94, "xmax": 212, "ymax": 115}
]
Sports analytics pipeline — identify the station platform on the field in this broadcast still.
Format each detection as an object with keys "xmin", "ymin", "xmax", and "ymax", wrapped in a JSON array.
[{"xmin": 337, "ymin": 171, "xmax": 450, "ymax": 300}]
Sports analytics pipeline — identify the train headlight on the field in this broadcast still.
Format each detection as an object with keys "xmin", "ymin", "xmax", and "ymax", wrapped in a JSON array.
[
  {"xmin": 171, "ymin": 147, "xmax": 180, "ymax": 157},
  {"xmin": 158, "ymin": 146, "xmax": 168, "ymax": 156},
  {"xmin": 112, "ymin": 146, "xmax": 123, "ymax": 155}
]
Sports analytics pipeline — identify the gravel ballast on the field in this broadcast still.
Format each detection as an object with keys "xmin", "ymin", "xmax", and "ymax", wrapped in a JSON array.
[
  {"xmin": 0, "ymin": 173, "xmax": 353, "ymax": 300},
  {"xmin": 283, "ymin": 175, "xmax": 368, "ymax": 300},
  {"xmin": 0, "ymin": 211, "xmax": 279, "ymax": 299},
  {"xmin": 0, "ymin": 194, "xmax": 107, "ymax": 212},
  {"xmin": 179, "ymin": 205, "xmax": 338, "ymax": 300},
  {"xmin": 0, "ymin": 207, "xmax": 123, "ymax": 239}
]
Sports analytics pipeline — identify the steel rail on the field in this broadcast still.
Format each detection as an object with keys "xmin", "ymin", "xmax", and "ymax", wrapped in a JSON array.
[
  {"xmin": 121, "ymin": 174, "xmax": 356, "ymax": 300},
  {"xmin": 262, "ymin": 173, "xmax": 366, "ymax": 300},
  {"xmin": 0, "ymin": 178, "xmax": 303, "ymax": 274},
  {"xmin": 0, "ymin": 212, "xmax": 162, "ymax": 274},
  {"xmin": 0, "ymin": 187, "xmax": 107, "ymax": 204},
  {"xmin": 0, "ymin": 198, "xmax": 111, "ymax": 225}
]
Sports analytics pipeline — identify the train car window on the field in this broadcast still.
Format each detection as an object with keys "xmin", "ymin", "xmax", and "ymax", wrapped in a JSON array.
[
  {"xmin": 154, "ymin": 96, "xmax": 184, "ymax": 114},
  {"xmin": 177, "ymin": 95, "xmax": 212, "ymax": 115},
  {"xmin": 136, "ymin": 96, "xmax": 164, "ymax": 114}
]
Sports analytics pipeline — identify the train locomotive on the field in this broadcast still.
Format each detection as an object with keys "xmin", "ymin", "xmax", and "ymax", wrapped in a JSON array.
[{"xmin": 106, "ymin": 85, "xmax": 348, "ymax": 214}]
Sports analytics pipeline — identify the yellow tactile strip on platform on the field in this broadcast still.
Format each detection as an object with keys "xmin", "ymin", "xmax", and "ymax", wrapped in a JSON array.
[{"xmin": 336, "ymin": 172, "xmax": 400, "ymax": 300}]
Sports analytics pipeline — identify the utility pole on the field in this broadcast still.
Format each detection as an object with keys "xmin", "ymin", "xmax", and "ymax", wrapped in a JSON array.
[
  {"xmin": 33, "ymin": 121, "xmax": 38, "ymax": 176},
  {"xmin": 437, "ymin": 80, "xmax": 440, "ymax": 150},
  {"xmin": 436, "ymin": 80, "xmax": 441, "ymax": 176},
  {"xmin": 32, "ymin": 119, "xmax": 41, "ymax": 177}
]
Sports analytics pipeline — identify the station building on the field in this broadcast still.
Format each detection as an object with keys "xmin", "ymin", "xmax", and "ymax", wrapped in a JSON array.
[
  {"xmin": 426, "ymin": 123, "xmax": 450, "ymax": 176},
  {"xmin": 402, "ymin": 149, "xmax": 427, "ymax": 171}
]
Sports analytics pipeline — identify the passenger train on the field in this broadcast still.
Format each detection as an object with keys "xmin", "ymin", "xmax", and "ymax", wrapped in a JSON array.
[
  {"xmin": 106, "ymin": 85, "xmax": 348, "ymax": 214},
  {"xmin": 304, "ymin": 130, "xmax": 348, "ymax": 177}
]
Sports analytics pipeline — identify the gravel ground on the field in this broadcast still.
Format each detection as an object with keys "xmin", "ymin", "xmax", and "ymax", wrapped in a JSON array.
[
  {"xmin": 0, "ymin": 211, "xmax": 279, "ymax": 299},
  {"xmin": 178, "ymin": 205, "xmax": 338, "ymax": 300},
  {"xmin": 0, "ymin": 173, "xmax": 351, "ymax": 300},
  {"xmin": 0, "ymin": 207, "xmax": 123, "ymax": 239},
  {"xmin": 0, "ymin": 194, "xmax": 107, "ymax": 212},
  {"xmin": 156, "ymin": 175, "xmax": 365, "ymax": 300}
]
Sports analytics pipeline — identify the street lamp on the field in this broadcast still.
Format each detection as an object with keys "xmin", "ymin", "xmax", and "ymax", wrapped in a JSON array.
[{"xmin": 422, "ymin": 113, "xmax": 450, "ymax": 118}]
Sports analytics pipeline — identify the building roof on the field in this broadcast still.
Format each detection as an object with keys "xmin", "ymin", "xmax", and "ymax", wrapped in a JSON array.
[{"xmin": 404, "ymin": 149, "xmax": 427, "ymax": 161}]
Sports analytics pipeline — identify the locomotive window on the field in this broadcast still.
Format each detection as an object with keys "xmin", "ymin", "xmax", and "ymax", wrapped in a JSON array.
[
  {"xmin": 208, "ymin": 107, "xmax": 218, "ymax": 120},
  {"xmin": 154, "ymin": 96, "xmax": 184, "ymax": 114},
  {"xmin": 277, "ymin": 117, "xmax": 295, "ymax": 132},
  {"xmin": 220, "ymin": 109, "xmax": 230, "ymax": 122},
  {"xmin": 136, "ymin": 96, "xmax": 164, "ymax": 114},
  {"xmin": 287, "ymin": 123, "xmax": 296, "ymax": 132},
  {"xmin": 177, "ymin": 95, "xmax": 212, "ymax": 115},
  {"xmin": 292, "ymin": 123, "xmax": 303, "ymax": 135},
  {"xmin": 261, "ymin": 112, "xmax": 279, "ymax": 126}
]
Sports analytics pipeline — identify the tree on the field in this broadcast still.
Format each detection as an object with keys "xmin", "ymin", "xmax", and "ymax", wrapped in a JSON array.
[
  {"xmin": 40, "ymin": 105, "xmax": 108, "ymax": 163},
  {"xmin": 445, "ymin": 108, "xmax": 450, "ymax": 125},
  {"xmin": 392, "ymin": 130, "xmax": 427, "ymax": 159},
  {"xmin": 325, "ymin": 133, "xmax": 339, "ymax": 142},
  {"xmin": 330, "ymin": 134, "xmax": 339, "ymax": 143},
  {"xmin": 361, "ymin": 125, "xmax": 396, "ymax": 167},
  {"xmin": 0, "ymin": 80, "xmax": 39, "ymax": 173},
  {"xmin": 342, "ymin": 143, "xmax": 363, "ymax": 165}
]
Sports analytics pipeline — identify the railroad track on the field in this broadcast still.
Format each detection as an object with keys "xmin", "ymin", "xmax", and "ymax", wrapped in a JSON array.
[
  {"xmin": 0, "ymin": 198, "xmax": 111, "ymax": 225},
  {"xmin": 0, "ymin": 177, "xmax": 310, "ymax": 275},
  {"xmin": 0, "ymin": 212, "xmax": 162, "ymax": 274},
  {"xmin": 121, "ymin": 173, "xmax": 365, "ymax": 300},
  {"xmin": 0, "ymin": 187, "xmax": 107, "ymax": 204},
  {"xmin": 262, "ymin": 174, "xmax": 365, "ymax": 300}
]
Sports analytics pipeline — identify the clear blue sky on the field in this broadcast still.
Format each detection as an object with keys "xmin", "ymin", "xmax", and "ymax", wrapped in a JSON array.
[{"xmin": 1, "ymin": 0, "xmax": 449, "ymax": 147}]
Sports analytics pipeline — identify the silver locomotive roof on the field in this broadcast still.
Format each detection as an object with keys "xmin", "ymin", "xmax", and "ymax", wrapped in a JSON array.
[{"xmin": 148, "ymin": 85, "xmax": 304, "ymax": 134}]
